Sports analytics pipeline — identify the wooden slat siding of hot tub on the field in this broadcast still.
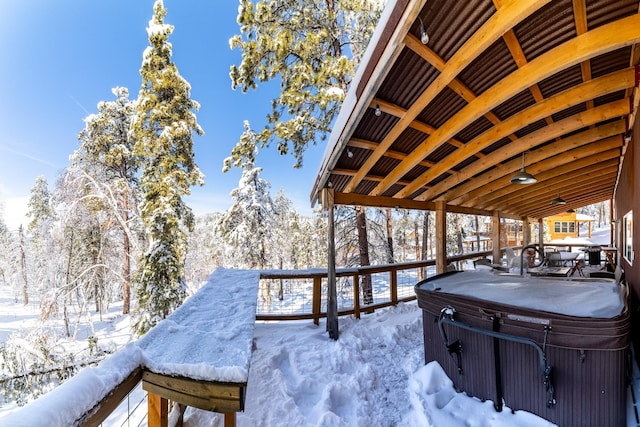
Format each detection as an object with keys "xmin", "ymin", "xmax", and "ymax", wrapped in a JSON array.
[
  {"xmin": 142, "ymin": 371, "xmax": 246, "ymax": 413},
  {"xmin": 500, "ymin": 342, "xmax": 628, "ymax": 427},
  {"xmin": 421, "ymin": 312, "xmax": 499, "ymax": 405}
]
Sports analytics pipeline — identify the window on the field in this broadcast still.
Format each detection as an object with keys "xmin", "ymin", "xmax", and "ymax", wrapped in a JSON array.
[
  {"xmin": 553, "ymin": 221, "xmax": 575, "ymax": 233},
  {"xmin": 623, "ymin": 211, "xmax": 633, "ymax": 264}
]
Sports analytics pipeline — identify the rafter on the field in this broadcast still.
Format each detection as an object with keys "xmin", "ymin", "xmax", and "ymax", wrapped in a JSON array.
[
  {"xmin": 478, "ymin": 156, "xmax": 621, "ymax": 211},
  {"xmin": 496, "ymin": 162, "xmax": 619, "ymax": 211},
  {"xmin": 506, "ymin": 176, "xmax": 617, "ymax": 217},
  {"xmin": 404, "ymin": 34, "xmax": 519, "ymax": 142},
  {"xmin": 343, "ymin": 0, "xmax": 552, "ymax": 194},
  {"xmin": 441, "ymin": 124, "xmax": 624, "ymax": 204},
  {"xmin": 372, "ymin": 14, "xmax": 640, "ymax": 198},
  {"xmin": 407, "ymin": 72, "xmax": 633, "ymax": 200}
]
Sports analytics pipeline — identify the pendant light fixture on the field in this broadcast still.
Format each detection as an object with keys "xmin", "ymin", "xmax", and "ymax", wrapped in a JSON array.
[
  {"xmin": 551, "ymin": 191, "xmax": 566, "ymax": 205},
  {"xmin": 510, "ymin": 152, "xmax": 537, "ymax": 184},
  {"xmin": 418, "ymin": 17, "xmax": 429, "ymax": 45}
]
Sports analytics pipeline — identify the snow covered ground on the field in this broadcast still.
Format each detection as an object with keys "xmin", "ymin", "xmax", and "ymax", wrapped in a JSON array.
[{"xmin": 2, "ymin": 225, "xmax": 639, "ymax": 426}]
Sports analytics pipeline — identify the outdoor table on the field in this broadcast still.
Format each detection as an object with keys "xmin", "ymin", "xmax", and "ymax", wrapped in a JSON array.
[{"xmin": 546, "ymin": 251, "xmax": 579, "ymax": 267}]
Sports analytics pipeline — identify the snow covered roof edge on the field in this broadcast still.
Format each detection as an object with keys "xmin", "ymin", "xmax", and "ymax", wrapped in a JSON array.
[{"xmin": 309, "ymin": 0, "xmax": 418, "ymax": 206}]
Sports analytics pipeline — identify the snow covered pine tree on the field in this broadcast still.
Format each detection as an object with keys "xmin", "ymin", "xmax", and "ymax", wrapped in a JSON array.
[{"xmin": 131, "ymin": 0, "xmax": 204, "ymax": 335}]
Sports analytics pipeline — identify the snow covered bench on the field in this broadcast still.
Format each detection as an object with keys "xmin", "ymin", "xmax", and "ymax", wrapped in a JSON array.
[
  {"xmin": 136, "ymin": 267, "xmax": 259, "ymax": 425},
  {"xmin": 0, "ymin": 267, "xmax": 259, "ymax": 427}
]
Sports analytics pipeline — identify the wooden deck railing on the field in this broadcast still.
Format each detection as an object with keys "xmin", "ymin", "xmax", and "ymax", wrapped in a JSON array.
[
  {"xmin": 34, "ymin": 250, "xmax": 502, "ymax": 426},
  {"xmin": 257, "ymin": 259, "xmax": 431, "ymax": 323},
  {"xmin": 257, "ymin": 250, "xmax": 497, "ymax": 324}
]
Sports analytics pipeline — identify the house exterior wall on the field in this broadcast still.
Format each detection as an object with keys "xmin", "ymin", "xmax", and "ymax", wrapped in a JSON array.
[
  {"xmin": 545, "ymin": 212, "xmax": 578, "ymax": 241},
  {"xmin": 615, "ymin": 118, "xmax": 639, "ymax": 347}
]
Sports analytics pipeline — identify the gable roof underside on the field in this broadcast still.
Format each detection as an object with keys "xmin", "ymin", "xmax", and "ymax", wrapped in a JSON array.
[{"xmin": 311, "ymin": 0, "xmax": 640, "ymax": 220}]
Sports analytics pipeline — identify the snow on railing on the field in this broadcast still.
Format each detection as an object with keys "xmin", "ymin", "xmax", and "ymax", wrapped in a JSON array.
[
  {"xmin": 2, "ymin": 254, "xmax": 495, "ymax": 427},
  {"xmin": 256, "ymin": 257, "xmax": 479, "ymax": 322}
]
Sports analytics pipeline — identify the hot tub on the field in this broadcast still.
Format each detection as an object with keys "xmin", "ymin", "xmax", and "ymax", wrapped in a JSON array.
[{"xmin": 415, "ymin": 270, "xmax": 630, "ymax": 426}]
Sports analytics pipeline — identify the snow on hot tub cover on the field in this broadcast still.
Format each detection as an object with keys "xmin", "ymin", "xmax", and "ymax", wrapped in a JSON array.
[{"xmin": 417, "ymin": 270, "xmax": 624, "ymax": 319}]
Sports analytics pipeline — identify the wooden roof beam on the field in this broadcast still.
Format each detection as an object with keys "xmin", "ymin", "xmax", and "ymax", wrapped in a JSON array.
[
  {"xmin": 441, "ymin": 125, "xmax": 624, "ymax": 204},
  {"xmin": 349, "ymin": 138, "xmax": 437, "ymax": 168},
  {"xmin": 375, "ymin": 15, "xmax": 640, "ymax": 198},
  {"xmin": 472, "ymin": 150, "xmax": 620, "ymax": 209},
  {"xmin": 495, "ymin": 164, "xmax": 619, "ymax": 212},
  {"xmin": 367, "ymin": 98, "xmax": 482, "ymax": 153},
  {"xmin": 504, "ymin": 178, "xmax": 617, "ymax": 218},
  {"xmin": 344, "ymin": 0, "xmax": 552, "ymax": 194},
  {"xmin": 471, "ymin": 150, "xmax": 620, "ymax": 210},
  {"xmin": 333, "ymin": 191, "xmax": 504, "ymax": 218},
  {"xmin": 416, "ymin": 93, "xmax": 629, "ymax": 200},
  {"xmin": 572, "ymin": 0, "xmax": 595, "ymax": 111},
  {"xmin": 404, "ymin": 33, "xmax": 519, "ymax": 142},
  {"xmin": 483, "ymin": 161, "xmax": 619, "ymax": 212},
  {"xmin": 447, "ymin": 131, "xmax": 623, "ymax": 205},
  {"xmin": 498, "ymin": 6, "xmax": 556, "ymax": 126},
  {"xmin": 334, "ymin": 192, "xmax": 435, "ymax": 211},
  {"xmin": 414, "ymin": 91, "xmax": 631, "ymax": 201},
  {"xmin": 330, "ymin": 169, "xmax": 414, "ymax": 188},
  {"xmin": 519, "ymin": 183, "xmax": 616, "ymax": 218}
]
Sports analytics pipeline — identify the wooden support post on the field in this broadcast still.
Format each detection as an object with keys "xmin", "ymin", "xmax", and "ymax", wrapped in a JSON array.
[
  {"xmin": 610, "ymin": 198, "xmax": 615, "ymax": 245},
  {"xmin": 312, "ymin": 276, "xmax": 321, "ymax": 326},
  {"xmin": 435, "ymin": 201, "xmax": 447, "ymax": 274},
  {"xmin": 523, "ymin": 217, "xmax": 531, "ymax": 245},
  {"xmin": 538, "ymin": 218, "xmax": 544, "ymax": 251},
  {"xmin": 224, "ymin": 412, "xmax": 236, "ymax": 427},
  {"xmin": 322, "ymin": 188, "xmax": 339, "ymax": 340},
  {"xmin": 492, "ymin": 211, "xmax": 501, "ymax": 265},
  {"xmin": 148, "ymin": 392, "xmax": 168, "ymax": 427}
]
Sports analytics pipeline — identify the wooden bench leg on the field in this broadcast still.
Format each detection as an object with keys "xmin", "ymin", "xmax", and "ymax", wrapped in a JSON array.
[
  {"xmin": 224, "ymin": 412, "xmax": 236, "ymax": 427},
  {"xmin": 148, "ymin": 392, "xmax": 168, "ymax": 427}
]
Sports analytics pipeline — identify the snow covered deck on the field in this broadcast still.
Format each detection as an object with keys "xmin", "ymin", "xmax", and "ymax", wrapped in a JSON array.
[{"xmin": 1, "ymin": 267, "xmax": 260, "ymax": 427}]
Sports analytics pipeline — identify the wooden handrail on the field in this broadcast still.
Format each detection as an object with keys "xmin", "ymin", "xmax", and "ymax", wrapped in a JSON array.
[
  {"xmin": 78, "ymin": 367, "xmax": 144, "ymax": 427},
  {"xmin": 73, "ymin": 250, "xmax": 501, "ymax": 426},
  {"xmin": 257, "ymin": 251, "xmax": 501, "ymax": 323}
]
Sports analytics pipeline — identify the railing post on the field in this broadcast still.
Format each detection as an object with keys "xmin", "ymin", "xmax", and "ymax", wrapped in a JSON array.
[
  {"xmin": 435, "ymin": 201, "xmax": 447, "ymax": 274},
  {"xmin": 312, "ymin": 276, "xmax": 322, "ymax": 326},
  {"xmin": 353, "ymin": 274, "xmax": 361, "ymax": 319},
  {"xmin": 147, "ymin": 391, "xmax": 168, "ymax": 427},
  {"xmin": 390, "ymin": 270, "xmax": 398, "ymax": 305}
]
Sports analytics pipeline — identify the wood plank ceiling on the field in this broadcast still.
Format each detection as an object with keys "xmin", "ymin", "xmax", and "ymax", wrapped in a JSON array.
[{"xmin": 311, "ymin": 0, "xmax": 640, "ymax": 220}]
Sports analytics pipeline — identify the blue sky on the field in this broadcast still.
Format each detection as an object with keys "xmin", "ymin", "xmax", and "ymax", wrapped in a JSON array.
[{"xmin": 0, "ymin": 0, "xmax": 325, "ymax": 229}]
